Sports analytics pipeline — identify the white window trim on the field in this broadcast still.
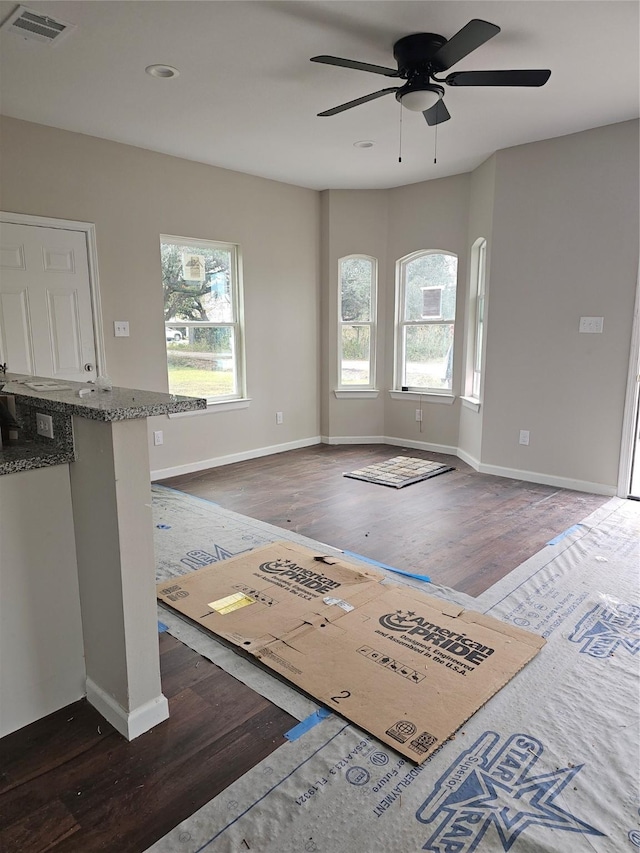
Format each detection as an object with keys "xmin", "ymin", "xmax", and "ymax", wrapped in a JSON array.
[
  {"xmin": 388, "ymin": 390, "xmax": 455, "ymax": 405},
  {"xmin": 161, "ymin": 234, "xmax": 246, "ymax": 404},
  {"xmin": 338, "ymin": 254, "xmax": 377, "ymax": 391},
  {"xmin": 394, "ymin": 249, "xmax": 457, "ymax": 394},
  {"xmin": 168, "ymin": 397, "xmax": 252, "ymax": 417},
  {"xmin": 460, "ymin": 395, "xmax": 481, "ymax": 412},
  {"xmin": 466, "ymin": 237, "xmax": 487, "ymax": 403},
  {"xmin": 334, "ymin": 389, "xmax": 380, "ymax": 399}
]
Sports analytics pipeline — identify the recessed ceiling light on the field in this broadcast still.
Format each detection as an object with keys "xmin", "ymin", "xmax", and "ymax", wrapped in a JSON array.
[
  {"xmin": 353, "ymin": 140, "xmax": 375, "ymax": 149},
  {"xmin": 145, "ymin": 64, "xmax": 180, "ymax": 79}
]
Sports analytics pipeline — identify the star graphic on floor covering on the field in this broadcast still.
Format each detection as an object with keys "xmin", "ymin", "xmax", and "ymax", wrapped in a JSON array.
[{"xmin": 435, "ymin": 764, "xmax": 604, "ymax": 850}]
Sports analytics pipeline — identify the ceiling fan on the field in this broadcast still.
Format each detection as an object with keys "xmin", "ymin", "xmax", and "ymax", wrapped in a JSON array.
[{"xmin": 311, "ymin": 19, "xmax": 551, "ymax": 126}]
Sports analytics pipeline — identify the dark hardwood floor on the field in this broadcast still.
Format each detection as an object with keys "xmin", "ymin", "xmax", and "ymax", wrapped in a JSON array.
[
  {"xmin": 1, "ymin": 444, "xmax": 610, "ymax": 851},
  {"xmin": 160, "ymin": 444, "xmax": 609, "ymax": 596},
  {"xmin": 0, "ymin": 633, "xmax": 296, "ymax": 852}
]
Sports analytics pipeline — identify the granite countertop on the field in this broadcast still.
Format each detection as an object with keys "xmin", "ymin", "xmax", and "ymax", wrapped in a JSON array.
[
  {"xmin": 0, "ymin": 373, "xmax": 206, "ymax": 476},
  {"xmin": 1, "ymin": 374, "xmax": 207, "ymax": 421},
  {"xmin": 0, "ymin": 439, "xmax": 76, "ymax": 476}
]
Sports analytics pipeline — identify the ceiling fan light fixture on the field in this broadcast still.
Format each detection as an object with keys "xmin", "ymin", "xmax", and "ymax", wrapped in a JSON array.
[{"xmin": 399, "ymin": 87, "xmax": 442, "ymax": 112}]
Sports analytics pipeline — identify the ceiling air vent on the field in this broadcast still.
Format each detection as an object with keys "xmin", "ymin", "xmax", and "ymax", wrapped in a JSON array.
[{"xmin": 1, "ymin": 5, "xmax": 76, "ymax": 45}]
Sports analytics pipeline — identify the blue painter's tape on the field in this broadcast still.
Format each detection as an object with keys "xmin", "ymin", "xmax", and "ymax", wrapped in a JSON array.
[
  {"xmin": 547, "ymin": 524, "xmax": 585, "ymax": 546},
  {"xmin": 285, "ymin": 707, "xmax": 332, "ymax": 742},
  {"xmin": 156, "ymin": 524, "xmax": 172, "ymax": 529},
  {"xmin": 158, "ymin": 621, "xmax": 169, "ymax": 633},
  {"xmin": 343, "ymin": 550, "xmax": 431, "ymax": 584}
]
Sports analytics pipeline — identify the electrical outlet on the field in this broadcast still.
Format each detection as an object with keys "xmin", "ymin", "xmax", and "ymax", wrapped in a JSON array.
[
  {"xmin": 415, "ymin": 409, "xmax": 423, "ymax": 422},
  {"xmin": 519, "ymin": 429, "xmax": 530, "ymax": 446},
  {"xmin": 579, "ymin": 316, "xmax": 604, "ymax": 334},
  {"xmin": 276, "ymin": 412, "xmax": 283, "ymax": 425},
  {"xmin": 36, "ymin": 412, "xmax": 54, "ymax": 439},
  {"xmin": 153, "ymin": 430, "xmax": 163, "ymax": 446},
  {"xmin": 114, "ymin": 321, "xmax": 130, "ymax": 337}
]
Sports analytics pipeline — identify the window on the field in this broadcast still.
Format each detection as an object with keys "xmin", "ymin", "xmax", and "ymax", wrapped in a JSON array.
[
  {"xmin": 338, "ymin": 255, "xmax": 377, "ymax": 388},
  {"xmin": 468, "ymin": 238, "xmax": 487, "ymax": 400},
  {"xmin": 395, "ymin": 250, "xmax": 458, "ymax": 392},
  {"xmin": 160, "ymin": 236, "xmax": 244, "ymax": 402}
]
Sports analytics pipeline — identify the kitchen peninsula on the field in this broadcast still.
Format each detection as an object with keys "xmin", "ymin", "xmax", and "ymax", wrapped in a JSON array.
[{"xmin": 0, "ymin": 374, "xmax": 206, "ymax": 739}]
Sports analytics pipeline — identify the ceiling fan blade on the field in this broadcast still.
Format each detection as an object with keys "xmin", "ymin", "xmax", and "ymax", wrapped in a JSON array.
[
  {"xmin": 446, "ymin": 69, "xmax": 551, "ymax": 87},
  {"xmin": 431, "ymin": 19, "xmax": 500, "ymax": 71},
  {"xmin": 423, "ymin": 100, "xmax": 451, "ymax": 126},
  {"xmin": 311, "ymin": 55, "xmax": 399, "ymax": 77},
  {"xmin": 318, "ymin": 87, "xmax": 399, "ymax": 116}
]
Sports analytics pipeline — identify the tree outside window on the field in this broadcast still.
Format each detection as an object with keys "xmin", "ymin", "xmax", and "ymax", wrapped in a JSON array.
[
  {"xmin": 160, "ymin": 237, "xmax": 244, "ymax": 401},
  {"xmin": 338, "ymin": 255, "xmax": 377, "ymax": 388}
]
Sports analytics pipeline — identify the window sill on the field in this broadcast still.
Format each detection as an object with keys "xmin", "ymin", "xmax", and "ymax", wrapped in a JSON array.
[
  {"xmin": 388, "ymin": 390, "xmax": 455, "ymax": 405},
  {"xmin": 168, "ymin": 398, "xmax": 252, "ymax": 418},
  {"xmin": 460, "ymin": 396, "xmax": 481, "ymax": 412},
  {"xmin": 334, "ymin": 389, "xmax": 380, "ymax": 399}
]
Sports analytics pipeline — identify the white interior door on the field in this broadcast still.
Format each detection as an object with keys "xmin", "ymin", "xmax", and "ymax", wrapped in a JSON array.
[{"xmin": 0, "ymin": 222, "xmax": 97, "ymax": 381}]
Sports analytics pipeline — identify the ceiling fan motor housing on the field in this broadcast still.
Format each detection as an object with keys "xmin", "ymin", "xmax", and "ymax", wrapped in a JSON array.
[{"xmin": 393, "ymin": 33, "xmax": 447, "ymax": 77}]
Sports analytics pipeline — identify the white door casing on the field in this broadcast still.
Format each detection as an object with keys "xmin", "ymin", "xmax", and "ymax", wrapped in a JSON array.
[{"xmin": 0, "ymin": 214, "xmax": 105, "ymax": 381}]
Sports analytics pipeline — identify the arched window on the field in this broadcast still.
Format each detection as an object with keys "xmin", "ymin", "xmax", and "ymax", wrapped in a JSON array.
[
  {"xmin": 338, "ymin": 255, "xmax": 377, "ymax": 389},
  {"xmin": 395, "ymin": 250, "xmax": 458, "ymax": 392}
]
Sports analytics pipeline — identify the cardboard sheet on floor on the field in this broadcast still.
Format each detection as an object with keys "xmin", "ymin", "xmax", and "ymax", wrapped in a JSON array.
[{"xmin": 157, "ymin": 541, "xmax": 544, "ymax": 763}]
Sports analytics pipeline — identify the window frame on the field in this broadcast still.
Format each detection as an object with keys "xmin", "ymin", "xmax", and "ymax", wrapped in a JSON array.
[
  {"xmin": 394, "ymin": 249, "xmax": 458, "ymax": 394},
  {"xmin": 160, "ymin": 234, "xmax": 246, "ymax": 405},
  {"xmin": 467, "ymin": 238, "xmax": 487, "ymax": 402},
  {"xmin": 337, "ymin": 254, "xmax": 378, "ymax": 391}
]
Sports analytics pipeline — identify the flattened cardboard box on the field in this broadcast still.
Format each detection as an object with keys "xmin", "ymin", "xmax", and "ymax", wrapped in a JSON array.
[{"xmin": 157, "ymin": 542, "xmax": 545, "ymax": 763}]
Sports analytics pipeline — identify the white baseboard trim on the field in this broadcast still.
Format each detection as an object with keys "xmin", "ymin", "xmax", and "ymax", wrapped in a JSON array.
[
  {"xmin": 477, "ymin": 462, "xmax": 616, "ymax": 496},
  {"xmin": 456, "ymin": 447, "xmax": 481, "ymax": 471},
  {"xmin": 384, "ymin": 436, "xmax": 459, "ymax": 457},
  {"xmin": 153, "ymin": 433, "xmax": 614, "ymax": 496},
  {"xmin": 151, "ymin": 436, "xmax": 322, "ymax": 481},
  {"xmin": 86, "ymin": 678, "xmax": 169, "ymax": 740},
  {"xmin": 321, "ymin": 435, "xmax": 385, "ymax": 445}
]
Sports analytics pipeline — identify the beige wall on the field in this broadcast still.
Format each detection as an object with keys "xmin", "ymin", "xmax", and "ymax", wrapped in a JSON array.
[
  {"xmin": 483, "ymin": 120, "xmax": 639, "ymax": 489},
  {"xmin": 319, "ymin": 176, "xmax": 471, "ymax": 449},
  {"xmin": 0, "ymin": 117, "xmax": 321, "ymax": 475},
  {"xmin": 0, "ymin": 466, "xmax": 85, "ymax": 736},
  {"xmin": 1, "ymin": 116, "xmax": 638, "ymax": 491}
]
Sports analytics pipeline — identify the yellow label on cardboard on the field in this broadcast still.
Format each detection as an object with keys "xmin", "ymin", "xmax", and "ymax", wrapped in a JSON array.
[{"xmin": 207, "ymin": 592, "xmax": 256, "ymax": 615}]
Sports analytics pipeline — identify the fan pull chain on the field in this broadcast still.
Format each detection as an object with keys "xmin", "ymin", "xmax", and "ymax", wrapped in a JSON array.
[
  {"xmin": 398, "ymin": 103, "xmax": 403, "ymax": 163},
  {"xmin": 434, "ymin": 114, "xmax": 438, "ymax": 165}
]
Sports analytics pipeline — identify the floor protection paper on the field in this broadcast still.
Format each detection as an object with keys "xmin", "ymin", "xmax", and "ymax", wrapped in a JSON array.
[{"xmin": 149, "ymin": 487, "xmax": 640, "ymax": 853}]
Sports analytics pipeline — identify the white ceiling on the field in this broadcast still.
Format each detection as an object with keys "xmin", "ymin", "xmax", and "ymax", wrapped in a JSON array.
[{"xmin": 0, "ymin": 1, "xmax": 638, "ymax": 190}]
